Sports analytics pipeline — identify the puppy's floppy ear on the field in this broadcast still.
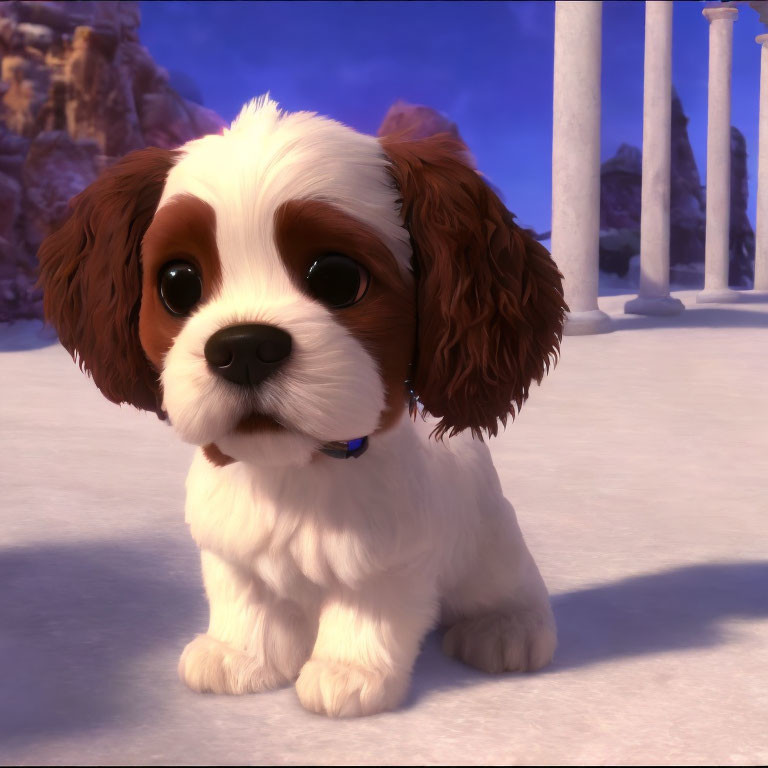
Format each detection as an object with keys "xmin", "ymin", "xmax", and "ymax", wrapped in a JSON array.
[
  {"xmin": 380, "ymin": 133, "xmax": 567, "ymax": 441},
  {"xmin": 36, "ymin": 147, "xmax": 179, "ymax": 416}
]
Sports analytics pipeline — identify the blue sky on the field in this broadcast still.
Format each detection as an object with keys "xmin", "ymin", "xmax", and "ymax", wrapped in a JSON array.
[{"xmin": 138, "ymin": 1, "xmax": 763, "ymax": 234}]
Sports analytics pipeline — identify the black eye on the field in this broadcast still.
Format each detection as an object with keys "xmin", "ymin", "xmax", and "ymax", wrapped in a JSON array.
[
  {"xmin": 306, "ymin": 254, "xmax": 369, "ymax": 308},
  {"xmin": 158, "ymin": 261, "xmax": 202, "ymax": 316}
]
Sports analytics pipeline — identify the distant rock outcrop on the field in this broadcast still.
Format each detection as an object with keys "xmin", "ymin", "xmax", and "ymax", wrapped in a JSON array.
[
  {"xmin": 669, "ymin": 88, "xmax": 707, "ymax": 278},
  {"xmin": 730, "ymin": 127, "xmax": 755, "ymax": 288},
  {"xmin": 0, "ymin": 0, "xmax": 225, "ymax": 323},
  {"xmin": 378, "ymin": 100, "xmax": 478, "ymax": 171},
  {"xmin": 378, "ymin": 100, "xmax": 464, "ymax": 143},
  {"xmin": 600, "ymin": 143, "xmax": 642, "ymax": 233},
  {"xmin": 599, "ymin": 88, "xmax": 754, "ymax": 287},
  {"xmin": 598, "ymin": 144, "xmax": 642, "ymax": 277},
  {"xmin": 379, "ymin": 93, "xmax": 755, "ymax": 289},
  {"xmin": 377, "ymin": 101, "xmax": 506, "ymax": 206}
]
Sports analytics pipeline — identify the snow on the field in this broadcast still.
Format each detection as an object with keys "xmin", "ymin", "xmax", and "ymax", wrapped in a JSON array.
[{"xmin": 1, "ymin": 289, "xmax": 767, "ymax": 765}]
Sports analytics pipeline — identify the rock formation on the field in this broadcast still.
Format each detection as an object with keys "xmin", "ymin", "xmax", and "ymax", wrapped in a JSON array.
[
  {"xmin": 381, "ymin": 93, "xmax": 755, "ymax": 288},
  {"xmin": 378, "ymin": 99, "xmax": 479, "ymax": 172},
  {"xmin": 0, "ymin": 0, "xmax": 224, "ymax": 323},
  {"xmin": 730, "ymin": 127, "xmax": 755, "ymax": 288},
  {"xmin": 669, "ymin": 88, "xmax": 707, "ymax": 278},
  {"xmin": 378, "ymin": 100, "xmax": 464, "ymax": 142},
  {"xmin": 599, "ymin": 88, "xmax": 755, "ymax": 287},
  {"xmin": 378, "ymin": 101, "xmax": 505, "ymax": 208}
]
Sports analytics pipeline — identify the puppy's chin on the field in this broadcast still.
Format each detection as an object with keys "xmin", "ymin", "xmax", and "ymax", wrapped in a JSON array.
[{"xmin": 214, "ymin": 429, "xmax": 321, "ymax": 468}]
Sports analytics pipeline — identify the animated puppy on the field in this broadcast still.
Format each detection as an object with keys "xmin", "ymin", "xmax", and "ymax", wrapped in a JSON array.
[{"xmin": 38, "ymin": 95, "xmax": 567, "ymax": 717}]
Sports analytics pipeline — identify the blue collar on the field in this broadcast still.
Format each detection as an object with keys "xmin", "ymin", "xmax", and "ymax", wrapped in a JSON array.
[{"xmin": 318, "ymin": 436, "xmax": 369, "ymax": 459}]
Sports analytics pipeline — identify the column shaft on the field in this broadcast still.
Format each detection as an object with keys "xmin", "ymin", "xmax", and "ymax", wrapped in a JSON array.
[
  {"xmin": 698, "ymin": 7, "xmax": 740, "ymax": 303},
  {"xmin": 551, "ymin": 1, "xmax": 611, "ymax": 334},
  {"xmin": 625, "ymin": 0, "xmax": 684, "ymax": 316},
  {"xmin": 755, "ymin": 35, "xmax": 768, "ymax": 293}
]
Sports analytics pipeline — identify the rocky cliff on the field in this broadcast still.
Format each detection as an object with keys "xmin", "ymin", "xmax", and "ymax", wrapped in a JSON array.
[
  {"xmin": 382, "ymin": 93, "xmax": 755, "ymax": 290},
  {"xmin": 599, "ymin": 88, "xmax": 755, "ymax": 288},
  {"xmin": 0, "ymin": 0, "xmax": 224, "ymax": 322},
  {"xmin": 729, "ymin": 126, "xmax": 755, "ymax": 288}
]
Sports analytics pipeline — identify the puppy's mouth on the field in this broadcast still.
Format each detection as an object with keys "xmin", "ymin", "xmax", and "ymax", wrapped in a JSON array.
[
  {"xmin": 233, "ymin": 411, "xmax": 286, "ymax": 434},
  {"xmin": 202, "ymin": 410, "xmax": 291, "ymax": 468},
  {"xmin": 203, "ymin": 410, "xmax": 369, "ymax": 466}
]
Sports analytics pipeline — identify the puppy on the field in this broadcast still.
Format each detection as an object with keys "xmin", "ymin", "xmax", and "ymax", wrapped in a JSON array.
[{"xmin": 37, "ymin": 95, "xmax": 567, "ymax": 717}]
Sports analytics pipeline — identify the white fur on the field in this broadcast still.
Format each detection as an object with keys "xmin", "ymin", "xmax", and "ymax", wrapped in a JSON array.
[
  {"xmin": 180, "ymin": 411, "xmax": 556, "ymax": 717},
  {"xmin": 160, "ymin": 96, "xmax": 556, "ymax": 717},
  {"xmin": 162, "ymin": 294, "xmax": 385, "ymax": 457}
]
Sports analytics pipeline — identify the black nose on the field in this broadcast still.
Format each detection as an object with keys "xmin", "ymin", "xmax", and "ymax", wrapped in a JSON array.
[{"xmin": 204, "ymin": 323, "xmax": 292, "ymax": 387}]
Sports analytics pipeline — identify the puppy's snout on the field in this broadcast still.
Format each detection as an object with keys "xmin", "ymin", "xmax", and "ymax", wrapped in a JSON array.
[{"xmin": 204, "ymin": 323, "xmax": 292, "ymax": 387}]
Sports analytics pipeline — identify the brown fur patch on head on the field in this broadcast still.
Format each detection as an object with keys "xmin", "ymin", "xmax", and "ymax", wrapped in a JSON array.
[
  {"xmin": 139, "ymin": 194, "xmax": 222, "ymax": 372},
  {"xmin": 36, "ymin": 148, "xmax": 179, "ymax": 416},
  {"xmin": 380, "ymin": 132, "xmax": 568, "ymax": 441},
  {"xmin": 273, "ymin": 199, "xmax": 416, "ymax": 433}
]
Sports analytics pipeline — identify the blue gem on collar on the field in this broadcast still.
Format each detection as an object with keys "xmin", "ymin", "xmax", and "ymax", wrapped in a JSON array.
[{"xmin": 318, "ymin": 436, "xmax": 369, "ymax": 459}]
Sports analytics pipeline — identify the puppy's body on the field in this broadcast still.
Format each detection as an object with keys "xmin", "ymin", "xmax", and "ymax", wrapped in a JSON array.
[
  {"xmin": 37, "ymin": 95, "xmax": 566, "ymax": 717},
  {"xmin": 183, "ymin": 409, "xmax": 554, "ymax": 716}
]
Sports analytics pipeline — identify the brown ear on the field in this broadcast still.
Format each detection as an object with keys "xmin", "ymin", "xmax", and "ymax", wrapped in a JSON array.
[
  {"xmin": 380, "ymin": 133, "xmax": 567, "ymax": 441},
  {"xmin": 36, "ymin": 147, "xmax": 179, "ymax": 415}
]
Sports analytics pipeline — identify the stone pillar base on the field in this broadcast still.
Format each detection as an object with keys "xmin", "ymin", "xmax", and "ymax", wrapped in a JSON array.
[
  {"xmin": 564, "ymin": 309, "xmax": 612, "ymax": 336},
  {"xmin": 746, "ymin": 289, "xmax": 768, "ymax": 300},
  {"xmin": 624, "ymin": 295, "xmax": 685, "ymax": 316},
  {"xmin": 696, "ymin": 287, "xmax": 742, "ymax": 303}
]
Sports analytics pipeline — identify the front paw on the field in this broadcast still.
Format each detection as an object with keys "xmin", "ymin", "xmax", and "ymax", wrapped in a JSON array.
[
  {"xmin": 179, "ymin": 634, "xmax": 286, "ymax": 695},
  {"xmin": 442, "ymin": 608, "xmax": 557, "ymax": 674},
  {"xmin": 295, "ymin": 658, "xmax": 409, "ymax": 717}
]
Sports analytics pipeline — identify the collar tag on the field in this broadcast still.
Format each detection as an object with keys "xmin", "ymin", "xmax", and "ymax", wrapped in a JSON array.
[{"xmin": 318, "ymin": 436, "xmax": 369, "ymax": 460}]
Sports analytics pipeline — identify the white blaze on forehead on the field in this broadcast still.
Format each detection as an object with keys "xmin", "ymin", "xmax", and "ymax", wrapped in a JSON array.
[
  {"xmin": 155, "ymin": 97, "xmax": 397, "ymax": 456},
  {"xmin": 157, "ymin": 94, "xmax": 412, "ymax": 292}
]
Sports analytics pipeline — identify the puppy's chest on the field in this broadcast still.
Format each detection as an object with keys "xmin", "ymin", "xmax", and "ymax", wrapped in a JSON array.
[{"xmin": 184, "ymin": 451, "xmax": 439, "ymax": 594}]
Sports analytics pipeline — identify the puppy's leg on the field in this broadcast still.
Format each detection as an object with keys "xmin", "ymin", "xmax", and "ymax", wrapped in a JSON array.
[
  {"xmin": 179, "ymin": 549, "xmax": 316, "ymax": 694},
  {"xmin": 440, "ymin": 498, "xmax": 557, "ymax": 674},
  {"xmin": 295, "ymin": 572, "xmax": 437, "ymax": 717}
]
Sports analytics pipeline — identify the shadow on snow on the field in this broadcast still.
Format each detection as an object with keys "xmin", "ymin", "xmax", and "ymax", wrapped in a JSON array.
[{"xmin": 2, "ymin": 541, "xmax": 766, "ymax": 734}]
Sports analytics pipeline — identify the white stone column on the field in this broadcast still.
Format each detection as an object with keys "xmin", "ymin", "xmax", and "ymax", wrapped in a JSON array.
[
  {"xmin": 625, "ymin": 1, "xmax": 684, "ymax": 316},
  {"xmin": 754, "ymin": 33, "xmax": 768, "ymax": 295},
  {"xmin": 698, "ymin": 6, "xmax": 740, "ymax": 303},
  {"xmin": 551, "ymin": 0, "xmax": 611, "ymax": 335}
]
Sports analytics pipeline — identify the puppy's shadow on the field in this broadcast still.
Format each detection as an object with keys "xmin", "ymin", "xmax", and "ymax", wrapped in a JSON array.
[
  {"xmin": 0, "ymin": 540, "xmax": 206, "ymax": 745},
  {"xmin": 406, "ymin": 561, "xmax": 768, "ymax": 707},
  {"xmin": 4, "ymin": 543, "xmax": 767, "ymax": 735}
]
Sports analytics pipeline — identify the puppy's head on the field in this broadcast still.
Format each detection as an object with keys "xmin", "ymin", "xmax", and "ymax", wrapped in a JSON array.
[{"xmin": 37, "ymin": 95, "xmax": 566, "ymax": 467}]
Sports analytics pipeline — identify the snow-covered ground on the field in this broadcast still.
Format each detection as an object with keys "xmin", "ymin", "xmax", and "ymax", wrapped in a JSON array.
[{"xmin": 2, "ymin": 289, "xmax": 767, "ymax": 765}]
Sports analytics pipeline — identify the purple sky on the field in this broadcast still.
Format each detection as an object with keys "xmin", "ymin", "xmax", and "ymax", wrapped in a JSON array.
[{"xmin": 138, "ymin": 1, "xmax": 763, "ymax": 235}]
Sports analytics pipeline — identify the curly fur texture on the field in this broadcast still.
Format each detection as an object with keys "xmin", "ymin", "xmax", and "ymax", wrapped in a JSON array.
[
  {"xmin": 382, "ymin": 133, "xmax": 567, "ymax": 440},
  {"xmin": 36, "ymin": 148, "xmax": 179, "ymax": 417}
]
